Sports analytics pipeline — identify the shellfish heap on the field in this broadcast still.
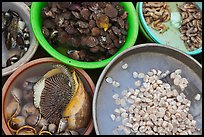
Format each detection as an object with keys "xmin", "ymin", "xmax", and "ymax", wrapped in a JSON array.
[
  {"xmin": 2, "ymin": 9, "xmax": 30, "ymax": 68},
  {"xmin": 41, "ymin": 2, "xmax": 129, "ymax": 62},
  {"xmin": 109, "ymin": 68, "xmax": 201, "ymax": 135},
  {"xmin": 142, "ymin": 2, "xmax": 170, "ymax": 33},
  {"xmin": 5, "ymin": 65, "xmax": 91, "ymax": 135},
  {"xmin": 177, "ymin": 2, "xmax": 202, "ymax": 51}
]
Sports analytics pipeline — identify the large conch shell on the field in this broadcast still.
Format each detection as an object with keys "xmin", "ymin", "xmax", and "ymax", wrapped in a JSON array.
[{"xmin": 63, "ymin": 71, "xmax": 91, "ymax": 130}]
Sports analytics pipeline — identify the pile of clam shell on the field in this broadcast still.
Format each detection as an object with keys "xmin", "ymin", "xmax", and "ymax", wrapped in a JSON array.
[
  {"xmin": 4, "ymin": 64, "xmax": 92, "ymax": 135},
  {"xmin": 41, "ymin": 2, "xmax": 128, "ymax": 62},
  {"xmin": 5, "ymin": 87, "xmax": 79, "ymax": 135},
  {"xmin": 2, "ymin": 9, "xmax": 30, "ymax": 68}
]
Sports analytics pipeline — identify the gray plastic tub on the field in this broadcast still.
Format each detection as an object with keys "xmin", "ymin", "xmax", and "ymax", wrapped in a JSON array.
[{"xmin": 2, "ymin": 2, "xmax": 38, "ymax": 76}]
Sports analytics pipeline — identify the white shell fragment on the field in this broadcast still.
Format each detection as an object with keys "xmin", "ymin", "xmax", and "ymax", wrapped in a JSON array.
[
  {"xmin": 110, "ymin": 114, "xmax": 116, "ymax": 121},
  {"xmin": 106, "ymin": 77, "xmax": 113, "ymax": 84},
  {"xmin": 112, "ymin": 94, "xmax": 119, "ymax": 99},
  {"xmin": 138, "ymin": 73, "xmax": 145, "ymax": 79},
  {"xmin": 112, "ymin": 81, "xmax": 120, "ymax": 88},
  {"xmin": 110, "ymin": 68, "xmax": 199, "ymax": 135},
  {"xmin": 122, "ymin": 63, "xmax": 128, "ymax": 70},
  {"xmin": 194, "ymin": 94, "xmax": 201, "ymax": 101},
  {"xmin": 175, "ymin": 69, "xmax": 182, "ymax": 74},
  {"xmin": 132, "ymin": 72, "xmax": 138, "ymax": 79},
  {"xmin": 135, "ymin": 80, "xmax": 141, "ymax": 87}
]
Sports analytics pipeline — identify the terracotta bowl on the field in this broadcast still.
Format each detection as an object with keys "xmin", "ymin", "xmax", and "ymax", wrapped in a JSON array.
[{"xmin": 2, "ymin": 57, "xmax": 95, "ymax": 135}]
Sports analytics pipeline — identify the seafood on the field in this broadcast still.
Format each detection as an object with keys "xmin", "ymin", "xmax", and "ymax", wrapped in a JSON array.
[
  {"xmin": 2, "ymin": 9, "xmax": 30, "ymax": 68},
  {"xmin": 48, "ymin": 123, "xmax": 57, "ymax": 133},
  {"xmin": 25, "ymin": 114, "xmax": 41, "ymax": 127},
  {"xmin": 143, "ymin": 2, "xmax": 170, "ymax": 33},
  {"xmin": 63, "ymin": 71, "xmax": 91, "ymax": 130},
  {"xmin": 57, "ymin": 118, "xmax": 68, "ymax": 133},
  {"xmin": 38, "ymin": 118, "xmax": 49, "ymax": 128},
  {"xmin": 5, "ymin": 64, "xmax": 91, "ymax": 135},
  {"xmin": 41, "ymin": 2, "xmax": 128, "ymax": 62},
  {"xmin": 33, "ymin": 64, "xmax": 75, "ymax": 124},
  {"xmin": 23, "ymin": 89, "xmax": 34, "ymax": 103},
  {"xmin": 21, "ymin": 103, "xmax": 39, "ymax": 117},
  {"xmin": 8, "ymin": 116, "xmax": 26, "ymax": 132},
  {"xmin": 5, "ymin": 100, "xmax": 21, "ymax": 120},
  {"xmin": 110, "ymin": 69, "xmax": 199, "ymax": 135},
  {"xmin": 177, "ymin": 2, "xmax": 202, "ymax": 51}
]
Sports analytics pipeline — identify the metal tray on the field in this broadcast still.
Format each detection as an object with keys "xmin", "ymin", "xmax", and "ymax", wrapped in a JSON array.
[{"xmin": 93, "ymin": 43, "xmax": 202, "ymax": 135}]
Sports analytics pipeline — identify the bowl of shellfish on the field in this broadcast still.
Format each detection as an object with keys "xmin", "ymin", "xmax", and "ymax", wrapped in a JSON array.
[
  {"xmin": 2, "ymin": 2, "xmax": 38, "ymax": 76},
  {"xmin": 30, "ymin": 2, "xmax": 139, "ymax": 69},
  {"xmin": 137, "ymin": 2, "xmax": 202, "ymax": 55},
  {"xmin": 93, "ymin": 43, "xmax": 202, "ymax": 135},
  {"xmin": 2, "ymin": 57, "xmax": 95, "ymax": 135}
]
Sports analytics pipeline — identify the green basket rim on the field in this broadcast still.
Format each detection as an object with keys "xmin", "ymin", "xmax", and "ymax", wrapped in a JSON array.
[{"xmin": 30, "ymin": 2, "xmax": 139, "ymax": 69}]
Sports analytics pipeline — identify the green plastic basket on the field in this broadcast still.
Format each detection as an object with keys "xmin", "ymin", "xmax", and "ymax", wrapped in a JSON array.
[{"xmin": 30, "ymin": 2, "xmax": 139, "ymax": 69}]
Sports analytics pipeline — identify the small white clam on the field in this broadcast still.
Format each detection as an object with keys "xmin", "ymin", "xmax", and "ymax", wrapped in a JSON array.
[
  {"xmin": 133, "ymin": 71, "xmax": 138, "ymax": 78},
  {"xmin": 110, "ymin": 114, "xmax": 116, "ymax": 121},
  {"xmin": 127, "ymin": 98, "xmax": 134, "ymax": 104},
  {"xmin": 119, "ymin": 107, "xmax": 126, "ymax": 113},
  {"xmin": 173, "ymin": 78, "xmax": 180, "ymax": 86},
  {"xmin": 152, "ymin": 69, "xmax": 157, "ymax": 75},
  {"xmin": 112, "ymin": 93, "xmax": 119, "ymax": 99},
  {"xmin": 112, "ymin": 81, "xmax": 120, "ymax": 87},
  {"xmin": 115, "ymin": 116, "xmax": 121, "ymax": 122},
  {"xmin": 122, "ymin": 63, "xmax": 128, "ymax": 70},
  {"xmin": 120, "ymin": 99, "xmax": 127, "ymax": 107},
  {"xmin": 176, "ymin": 95, "xmax": 183, "ymax": 102},
  {"xmin": 115, "ymin": 98, "xmax": 121, "ymax": 105},
  {"xmin": 138, "ymin": 73, "xmax": 145, "ymax": 79},
  {"xmin": 135, "ymin": 80, "xmax": 141, "ymax": 87},
  {"xmin": 143, "ymin": 75, "xmax": 149, "ymax": 83},
  {"xmin": 125, "ymin": 123, "xmax": 133, "ymax": 128},
  {"xmin": 148, "ymin": 71, "xmax": 154, "ymax": 76},
  {"xmin": 114, "ymin": 108, "xmax": 121, "ymax": 115},
  {"xmin": 106, "ymin": 77, "xmax": 113, "ymax": 84},
  {"xmin": 122, "ymin": 118, "xmax": 129, "ymax": 125},
  {"xmin": 157, "ymin": 70, "xmax": 162, "ymax": 76},
  {"xmin": 121, "ymin": 90, "xmax": 128, "ymax": 96},
  {"xmin": 121, "ymin": 112, "xmax": 128, "ymax": 118},
  {"xmin": 128, "ymin": 88, "xmax": 135, "ymax": 94},
  {"xmin": 194, "ymin": 94, "xmax": 201, "ymax": 101},
  {"xmin": 175, "ymin": 69, "xmax": 182, "ymax": 75},
  {"xmin": 170, "ymin": 72, "xmax": 177, "ymax": 79},
  {"xmin": 123, "ymin": 127, "xmax": 131, "ymax": 135}
]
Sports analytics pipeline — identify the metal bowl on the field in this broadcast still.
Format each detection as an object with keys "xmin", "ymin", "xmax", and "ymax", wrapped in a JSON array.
[{"xmin": 93, "ymin": 43, "xmax": 202, "ymax": 135}]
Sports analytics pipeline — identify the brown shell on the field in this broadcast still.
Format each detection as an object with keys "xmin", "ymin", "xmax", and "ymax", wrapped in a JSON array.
[
  {"xmin": 7, "ymin": 116, "xmax": 26, "ymax": 133},
  {"xmin": 63, "ymin": 73, "xmax": 91, "ymax": 130},
  {"xmin": 5, "ymin": 100, "xmax": 20, "ymax": 120}
]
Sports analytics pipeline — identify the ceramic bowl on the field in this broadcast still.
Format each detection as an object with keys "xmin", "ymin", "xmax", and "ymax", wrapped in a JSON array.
[
  {"xmin": 2, "ymin": 2, "xmax": 38, "ymax": 76},
  {"xmin": 2, "ymin": 57, "xmax": 95, "ymax": 135}
]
